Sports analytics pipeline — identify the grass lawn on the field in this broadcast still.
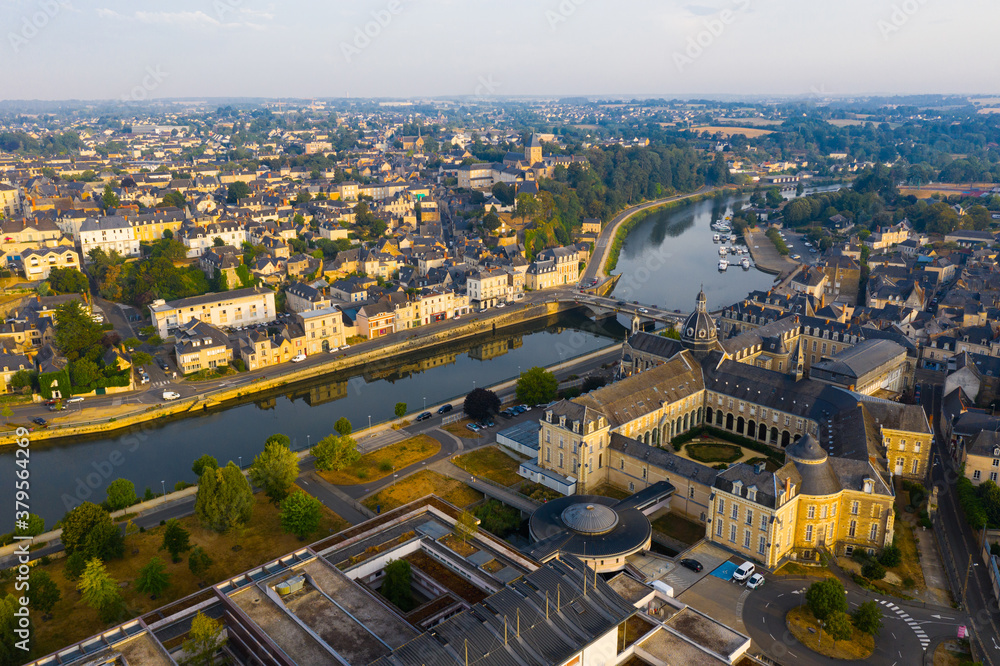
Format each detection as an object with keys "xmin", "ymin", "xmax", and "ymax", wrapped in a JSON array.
[
  {"xmin": 8, "ymin": 487, "xmax": 347, "ymax": 659},
  {"xmin": 452, "ymin": 446, "xmax": 523, "ymax": 487},
  {"xmin": 685, "ymin": 442, "xmax": 744, "ymax": 464},
  {"xmin": 650, "ymin": 513, "xmax": 705, "ymax": 545},
  {"xmin": 786, "ymin": 606, "xmax": 874, "ymax": 660},
  {"xmin": 318, "ymin": 435, "xmax": 440, "ymax": 485},
  {"xmin": 933, "ymin": 639, "xmax": 973, "ymax": 666},
  {"xmin": 773, "ymin": 562, "xmax": 838, "ymax": 579},
  {"xmin": 443, "ymin": 418, "xmax": 484, "ymax": 439},
  {"xmin": 590, "ymin": 485, "xmax": 632, "ymax": 501},
  {"xmin": 362, "ymin": 470, "xmax": 483, "ymax": 513},
  {"xmin": 889, "ymin": 509, "xmax": 926, "ymax": 591}
]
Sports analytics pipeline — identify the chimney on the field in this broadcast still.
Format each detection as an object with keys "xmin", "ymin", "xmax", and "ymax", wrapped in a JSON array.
[{"xmin": 784, "ymin": 476, "xmax": 791, "ymax": 498}]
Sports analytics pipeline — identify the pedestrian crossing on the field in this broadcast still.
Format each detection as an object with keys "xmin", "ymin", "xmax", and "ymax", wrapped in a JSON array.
[
  {"xmin": 150, "ymin": 381, "xmax": 171, "ymax": 388},
  {"xmin": 877, "ymin": 599, "xmax": 930, "ymax": 649}
]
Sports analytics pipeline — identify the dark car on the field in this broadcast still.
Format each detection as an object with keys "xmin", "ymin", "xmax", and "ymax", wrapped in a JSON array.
[
  {"xmin": 679, "ymin": 558, "xmax": 703, "ymax": 572},
  {"xmin": 31, "ymin": 417, "xmax": 46, "ymax": 426},
  {"xmin": 416, "ymin": 411, "xmax": 432, "ymax": 422},
  {"xmin": 158, "ymin": 359, "xmax": 169, "ymax": 371},
  {"xmin": 437, "ymin": 404, "xmax": 453, "ymax": 414}
]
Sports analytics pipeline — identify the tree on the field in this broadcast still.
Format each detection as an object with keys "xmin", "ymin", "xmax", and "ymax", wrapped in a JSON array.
[
  {"xmin": 105, "ymin": 478, "xmax": 138, "ymax": 511},
  {"xmin": 227, "ymin": 181, "xmax": 250, "ymax": 204},
  {"xmin": 0, "ymin": 405, "xmax": 11, "ymax": 425},
  {"xmin": 334, "ymin": 417, "xmax": 352, "ymax": 436},
  {"xmin": 394, "ymin": 402, "xmax": 407, "ymax": 419},
  {"xmin": 861, "ymin": 559, "xmax": 886, "ymax": 581},
  {"xmin": 10, "ymin": 369, "xmax": 33, "ymax": 394},
  {"xmin": 380, "ymin": 559, "xmax": 413, "ymax": 610},
  {"xmin": 27, "ymin": 569, "xmax": 60, "ymax": 615},
  {"xmin": 212, "ymin": 236, "xmax": 225, "ymax": 247},
  {"xmin": 0, "ymin": 592, "xmax": 33, "ymax": 661},
  {"xmin": 312, "ymin": 434, "xmax": 360, "ymax": 472},
  {"xmin": 161, "ymin": 519, "xmax": 191, "ymax": 562},
  {"xmin": 463, "ymin": 387, "xmax": 501, "ymax": 421},
  {"xmin": 482, "ymin": 211, "xmax": 501, "ymax": 232},
  {"xmin": 64, "ymin": 551, "xmax": 87, "ymax": 580},
  {"xmin": 83, "ymin": 518, "xmax": 125, "ymax": 562},
  {"xmin": 54, "ymin": 301, "xmax": 104, "ymax": 361},
  {"xmin": 195, "ymin": 462, "xmax": 255, "ymax": 533},
  {"xmin": 77, "ymin": 557, "xmax": 124, "ymax": 622},
  {"xmin": 249, "ymin": 441, "xmax": 300, "ymax": 504},
  {"xmin": 191, "ymin": 454, "xmax": 218, "ymax": 477},
  {"xmin": 454, "ymin": 510, "xmax": 479, "ymax": 544},
  {"xmin": 515, "ymin": 367, "xmax": 558, "ymax": 406},
  {"xmin": 182, "ymin": 611, "xmax": 227, "ymax": 666},
  {"xmin": 188, "ymin": 546, "xmax": 213, "ymax": 577},
  {"xmin": 264, "ymin": 433, "xmax": 291, "ymax": 448},
  {"xmin": 280, "ymin": 490, "xmax": 323, "ymax": 539},
  {"xmin": 61, "ymin": 502, "xmax": 113, "ymax": 554},
  {"xmin": 825, "ymin": 610, "xmax": 853, "ymax": 642},
  {"xmin": 852, "ymin": 600, "xmax": 883, "ymax": 636},
  {"xmin": 159, "ymin": 191, "xmax": 187, "ymax": 209},
  {"xmin": 515, "ymin": 193, "xmax": 539, "ymax": 222},
  {"xmin": 135, "ymin": 556, "xmax": 171, "ymax": 598},
  {"xmin": 48, "ymin": 267, "xmax": 89, "ymax": 294},
  {"xmin": 131, "ymin": 351, "xmax": 153, "ymax": 368},
  {"xmin": 14, "ymin": 513, "xmax": 44, "ymax": 537},
  {"xmin": 101, "ymin": 183, "xmax": 120, "ymax": 210},
  {"xmin": 805, "ymin": 578, "xmax": 847, "ymax": 621},
  {"xmin": 878, "ymin": 542, "xmax": 902, "ymax": 568}
]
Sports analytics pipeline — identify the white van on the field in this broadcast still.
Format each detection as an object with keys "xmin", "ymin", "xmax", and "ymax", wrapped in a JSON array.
[
  {"xmin": 162, "ymin": 390, "xmax": 181, "ymax": 401},
  {"xmin": 732, "ymin": 561, "xmax": 755, "ymax": 583}
]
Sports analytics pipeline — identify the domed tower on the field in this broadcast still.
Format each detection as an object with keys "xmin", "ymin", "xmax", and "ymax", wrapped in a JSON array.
[{"xmin": 681, "ymin": 287, "xmax": 720, "ymax": 354}]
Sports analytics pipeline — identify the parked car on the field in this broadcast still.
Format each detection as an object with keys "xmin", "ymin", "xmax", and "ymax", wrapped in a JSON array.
[
  {"xmin": 732, "ymin": 561, "xmax": 755, "ymax": 583},
  {"xmin": 416, "ymin": 411, "xmax": 432, "ymax": 422},
  {"xmin": 466, "ymin": 423, "xmax": 481, "ymax": 433},
  {"xmin": 437, "ymin": 404, "xmax": 453, "ymax": 414},
  {"xmin": 162, "ymin": 390, "xmax": 181, "ymax": 401},
  {"xmin": 678, "ymin": 558, "xmax": 703, "ymax": 573},
  {"xmin": 158, "ymin": 359, "xmax": 169, "ymax": 371},
  {"xmin": 291, "ymin": 353, "xmax": 307, "ymax": 363},
  {"xmin": 329, "ymin": 346, "xmax": 340, "ymax": 353},
  {"xmin": 48, "ymin": 404, "xmax": 64, "ymax": 412},
  {"xmin": 31, "ymin": 416, "xmax": 46, "ymax": 425},
  {"xmin": 43, "ymin": 399, "xmax": 57, "ymax": 406},
  {"xmin": 746, "ymin": 573, "xmax": 765, "ymax": 590}
]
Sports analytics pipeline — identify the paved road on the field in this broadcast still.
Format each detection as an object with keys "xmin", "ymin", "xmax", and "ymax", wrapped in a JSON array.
[{"xmin": 745, "ymin": 575, "xmax": 968, "ymax": 666}]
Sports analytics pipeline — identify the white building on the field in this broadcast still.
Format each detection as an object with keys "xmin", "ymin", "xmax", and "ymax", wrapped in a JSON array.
[
  {"xmin": 78, "ymin": 217, "xmax": 139, "ymax": 261},
  {"xmin": 148, "ymin": 287, "xmax": 276, "ymax": 338},
  {"xmin": 21, "ymin": 246, "xmax": 81, "ymax": 281}
]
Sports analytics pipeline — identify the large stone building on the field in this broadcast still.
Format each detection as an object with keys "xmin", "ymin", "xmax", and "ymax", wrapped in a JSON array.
[{"xmin": 148, "ymin": 286, "xmax": 277, "ymax": 338}]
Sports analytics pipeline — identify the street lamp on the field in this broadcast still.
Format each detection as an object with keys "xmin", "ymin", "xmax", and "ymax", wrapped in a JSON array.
[
  {"xmin": 239, "ymin": 456, "xmax": 242, "ymax": 469},
  {"xmin": 160, "ymin": 480, "xmax": 165, "ymax": 497},
  {"xmin": 307, "ymin": 434, "xmax": 311, "ymax": 450},
  {"xmin": 368, "ymin": 415, "xmax": 372, "ymax": 432},
  {"xmin": 423, "ymin": 397, "xmax": 426, "ymax": 409}
]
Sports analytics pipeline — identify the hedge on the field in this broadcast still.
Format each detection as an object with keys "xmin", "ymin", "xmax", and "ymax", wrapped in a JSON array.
[{"xmin": 671, "ymin": 426, "xmax": 785, "ymax": 466}]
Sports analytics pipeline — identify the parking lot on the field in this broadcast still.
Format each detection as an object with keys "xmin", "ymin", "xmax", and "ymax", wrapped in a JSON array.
[{"xmin": 779, "ymin": 230, "xmax": 822, "ymax": 266}]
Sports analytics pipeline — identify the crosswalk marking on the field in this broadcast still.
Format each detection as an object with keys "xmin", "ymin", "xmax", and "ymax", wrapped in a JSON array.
[{"xmin": 877, "ymin": 600, "xmax": 930, "ymax": 649}]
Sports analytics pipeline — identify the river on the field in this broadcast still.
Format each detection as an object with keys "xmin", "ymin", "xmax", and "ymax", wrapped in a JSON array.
[
  {"xmin": 612, "ymin": 185, "xmax": 841, "ymax": 311},
  {"xmin": 3, "ymin": 312, "xmax": 626, "ymax": 526}
]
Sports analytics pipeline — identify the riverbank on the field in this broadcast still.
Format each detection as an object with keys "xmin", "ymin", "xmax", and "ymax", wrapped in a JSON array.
[
  {"xmin": 744, "ymin": 227, "xmax": 798, "ymax": 278},
  {"xmin": 0, "ymin": 299, "xmax": 583, "ymax": 447}
]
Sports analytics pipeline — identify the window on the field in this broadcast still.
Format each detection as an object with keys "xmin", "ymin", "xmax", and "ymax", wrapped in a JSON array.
[
  {"xmin": 729, "ymin": 525, "xmax": 737, "ymax": 543},
  {"xmin": 731, "ymin": 504, "xmax": 738, "ymax": 520},
  {"xmin": 821, "ymin": 506, "xmax": 828, "ymax": 519},
  {"xmin": 993, "ymin": 459, "xmax": 999, "ymax": 468},
  {"xmin": 558, "ymin": 452, "xmax": 564, "ymax": 468},
  {"xmin": 849, "ymin": 520, "xmax": 857, "ymax": 537},
  {"xmin": 747, "ymin": 487, "xmax": 757, "ymax": 502},
  {"xmin": 873, "ymin": 505, "xmax": 881, "ymax": 519},
  {"xmin": 831, "ymin": 504, "xmax": 836, "ymax": 516},
  {"xmin": 629, "ymin": 482, "xmax": 634, "ymax": 492},
  {"xmin": 807, "ymin": 505, "xmax": 815, "ymax": 519},
  {"xmin": 805, "ymin": 525, "xmax": 813, "ymax": 542},
  {"xmin": 718, "ymin": 499, "xmax": 725, "ymax": 515},
  {"xmin": 743, "ymin": 530, "xmax": 751, "ymax": 548},
  {"xmin": 870, "ymin": 524, "xmax": 878, "ymax": 542},
  {"xmin": 642, "ymin": 467, "xmax": 647, "ymax": 480},
  {"xmin": 915, "ymin": 442, "xmax": 921, "ymax": 454},
  {"xmin": 974, "ymin": 470, "xmax": 982, "ymax": 480},
  {"xmin": 620, "ymin": 458, "xmax": 625, "ymax": 470},
  {"xmin": 992, "ymin": 472, "xmax": 998, "ymax": 483},
  {"xmin": 689, "ymin": 486, "xmax": 696, "ymax": 499},
  {"xmin": 746, "ymin": 508, "xmax": 753, "ymax": 525},
  {"xmin": 761, "ymin": 514, "xmax": 768, "ymax": 530},
  {"xmin": 716, "ymin": 520, "xmax": 723, "ymax": 537},
  {"xmin": 545, "ymin": 448, "xmax": 551, "ymax": 463},
  {"xmin": 912, "ymin": 460, "xmax": 919, "ymax": 475},
  {"xmin": 758, "ymin": 535, "xmax": 767, "ymax": 554}
]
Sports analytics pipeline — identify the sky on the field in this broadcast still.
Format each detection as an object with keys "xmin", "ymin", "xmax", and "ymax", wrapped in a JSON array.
[{"xmin": 0, "ymin": 0, "xmax": 996, "ymax": 101}]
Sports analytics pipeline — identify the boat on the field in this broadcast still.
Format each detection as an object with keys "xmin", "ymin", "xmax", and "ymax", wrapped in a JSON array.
[
  {"xmin": 718, "ymin": 259, "xmax": 729, "ymax": 271},
  {"xmin": 719, "ymin": 246, "xmax": 728, "ymax": 256},
  {"xmin": 741, "ymin": 257, "xmax": 751, "ymax": 269},
  {"xmin": 729, "ymin": 246, "xmax": 738, "ymax": 255},
  {"xmin": 713, "ymin": 233, "xmax": 720, "ymax": 242}
]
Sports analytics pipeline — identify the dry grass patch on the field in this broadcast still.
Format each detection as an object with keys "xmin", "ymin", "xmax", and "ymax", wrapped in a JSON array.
[
  {"xmin": 689, "ymin": 125, "xmax": 774, "ymax": 138},
  {"xmin": 481, "ymin": 559, "xmax": 504, "ymax": 574},
  {"xmin": 318, "ymin": 435, "xmax": 440, "ymax": 485},
  {"xmin": 589, "ymin": 485, "xmax": 631, "ymax": 501},
  {"xmin": 933, "ymin": 639, "xmax": 973, "ymax": 666},
  {"xmin": 443, "ymin": 418, "xmax": 484, "ymax": 439},
  {"xmin": 786, "ymin": 606, "xmax": 874, "ymax": 660},
  {"xmin": 362, "ymin": 470, "xmax": 483, "ymax": 513},
  {"xmin": 439, "ymin": 534, "xmax": 479, "ymax": 557},
  {"xmin": 7, "ymin": 487, "xmax": 347, "ymax": 658},
  {"xmin": 889, "ymin": 516, "xmax": 925, "ymax": 590},
  {"xmin": 774, "ymin": 562, "xmax": 838, "ymax": 579},
  {"xmin": 452, "ymin": 446, "xmax": 523, "ymax": 487}
]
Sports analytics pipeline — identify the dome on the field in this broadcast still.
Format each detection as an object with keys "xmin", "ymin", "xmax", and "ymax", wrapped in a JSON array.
[
  {"xmin": 785, "ymin": 434, "xmax": 828, "ymax": 464},
  {"xmin": 561, "ymin": 503, "xmax": 620, "ymax": 534},
  {"xmin": 681, "ymin": 288, "xmax": 719, "ymax": 351}
]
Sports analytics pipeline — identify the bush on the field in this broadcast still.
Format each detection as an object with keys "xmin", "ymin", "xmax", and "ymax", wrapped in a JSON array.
[
  {"xmin": 862, "ymin": 559, "xmax": 886, "ymax": 581},
  {"xmin": 379, "ymin": 461, "xmax": 393, "ymax": 472},
  {"xmin": 878, "ymin": 543, "xmax": 902, "ymax": 568},
  {"xmin": 472, "ymin": 500, "xmax": 522, "ymax": 538},
  {"xmin": 851, "ymin": 548, "xmax": 870, "ymax": 564}
]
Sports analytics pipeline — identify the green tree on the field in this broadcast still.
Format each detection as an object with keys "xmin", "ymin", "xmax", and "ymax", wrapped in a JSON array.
[
  {"xmin": 182, "ymin": 611, "xmax": 227, "ymax": 666},
  {"xmin": 63, "ymin": 551, "xmax": 87, "ymax": 580},
  {"xmin": 61, "ymin": 502, "xmax": 113, "ymax": 554},
  {"xmin": 105, "ymin": 478, "xmax": 138, "ymax": 511},
  {"xmin": 380, "ymin": 559, "xmax": 413, "ymax": 610},
  {"xmin": 213, "ymin": 236, "xmax": 225, "ymax": 247},
  {"xmin": 135, "ymin": 556, "xmax": 171, "ymax": 598},
  {"xmin": 70, "ymin": 358, "xmax": 100, "ymax": 389},
  {"xmin": 14, "ymin": 513, "xmax": 44, "ymax": 537},
  {"xmin": 463, "ymin": 387, "xmax": 501, "ymax": 421},
  {"xmin": 805, "ymin": 578, "xmax": 847, "ymax": 622},
  {"xmin": 825, "ymin": 610, "xmax": 853, "ymax": 642},
  {"xmin": 131, "ymin": 351, "xmax": 154, "ymax": 368},
  {"xmin": 54, "ymin": 301, "xmax": 104, "ymax": 361},
  {"xmin": 101, "ymin": 183, "xmax": 120, "ymax": 210},
  {"xmin": 394, "ymin": 402, "xmax": 407, "ymax": 419},
  {"xmin": 280, "ymin": 491, "xmax": 323, "ymax": 539},
  {"xmin": 227, "ymin": 181, "xmax": 250, "ymax": 204},
  {"xmin": 27, "ymin": 569, "xmax": 60, "ymax": 615},
  {"xmin": 161, "ymin": 519, "xmax": 191, "ymax": 562},
  {"xmin": 334, "ymin": 417, "xmax": 352, "ymax": 436},
  {"xmin": 48, "ymin": 267, "xmax": 89, "ymax": 294},
  {"xmin": 878, "ymin": 543, "xmax": 902, "ymax": 568},
  {"xmin": 454, "ymin": 510, "xmax": 479, "ymax": 544},
  {"xmin": 0, "ymin": 592, "xmax": 33, "ymax": 660},
  {"xmin": 83, "ymin": 519, "xmax": 125, "ymax": 562},
  {"xmin": 851, "ymin": 600, "xmax": 883, "ymax": 636},
  {"xmin": 195, "ymin": 462, "xmax": 255, "ymax": 533},
  {"xmin": 264, "ymin": 433, "xmax": 291, "ymax": 448},
  {"xmin": 249, "ymin": 441, "xmax": 300, "ymax": 504},
  {"xmin": 10, "ymin": 369, "xmax": 34, "ymax": 394},
  {"xmin": 77, "ymin": 557, "xmax": 124, "ymax": 622},
  {"xmin": 159, "ymin": 191, "xmax": 187, "ymax": 209},
  {"xmin": 861, "ymin": 559, "xmax": 886, "ymax": 581},
  {"xmin": 191, "ymin": 454, "xmax": 219, "ymax": 477},
  {"xmin": 515, "ymin": 193, "xmax": 539, "ymax": 222},
  {"xmin": 188, "ymin": 546, "xmax": 213, "ymax": 578},
  {"xmin": 0, "ymin": 405, "xmax": 11, "ymax": 425},
  {"xmin": 515, "ymin": 367, "xmax": 558, "ymax": 406},
  {"xmin": 312, "ymin": 434, "xmax": 360, "ymax": 472}
]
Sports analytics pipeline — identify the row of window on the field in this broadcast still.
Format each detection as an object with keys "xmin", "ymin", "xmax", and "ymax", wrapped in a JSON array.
[
  {"xmin": 973, "ymin": 470, "xmax": 999, "ymax": 482},
  {"xmin": 716, "ymin": 520, "xmax": 768, "ymax": 554}
]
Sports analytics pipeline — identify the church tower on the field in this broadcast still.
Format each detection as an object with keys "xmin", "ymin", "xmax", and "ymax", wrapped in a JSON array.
[
  {"xmin": 680, "ymin": 287, "xmax": 721, "ymax": 355},
  {"xmin": 525, "ymin": 133, "xmax": 542, "ymax": 165}
]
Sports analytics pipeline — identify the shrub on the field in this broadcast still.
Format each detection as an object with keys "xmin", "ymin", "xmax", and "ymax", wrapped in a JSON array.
[
  {"xmin": 878, "ymin": 543, "xmax": 902, "ymax": 568},
  {"xmin": 379, "ymin": 461, "xmax": 393, "ymax": 472},
  {"xmin": 862, "ymin": 560, "xmax": 886, "ymax": 581}
]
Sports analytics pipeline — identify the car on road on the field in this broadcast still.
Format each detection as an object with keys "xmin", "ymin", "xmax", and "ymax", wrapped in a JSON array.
[
  {"xmin": 290, "ymin": 353, "xmax": 307, "ymax": 363},
  {"xmin": 341, "ymin": 344, "xmax": 351, "ymax": 350},
  {"xmin": 328, "ymin": 346, "xmax": 340, "ymax": 353},
  {"xmin": 43, "ymin": 399, "xmax": 57, "ymax": 406},
  {"xmin": 809, "ymin": 248, "xmax": 818, "ymax": 253},
  {"xmin": 746, "ymin": 573, "xmax": 765, "ymax": 590},
  {"xmin": 438, "ymin": 404, "xmax": 453, "ymax": 414},
  {"xmin": 162, "ymin": 390, "xmax": 181, "ymax": 401},
  {"xmin": 790, "ymin": 254, "xmax": 801, "ymax": 260},
  {"xmin": 678, "ymin": 558, "xmax": 703, "ymax": 572},
  {"xmin": 158, "ymin": 359, "xmax": 169, "ymax": 371},
  {"xmin": 732, "ymin": 561, "xmax": 755, "ymax": 583},
  {"xmin": 416, "ymin": 411, "xmax": 432, "ymax": 422},
  {"xmin": 496, "ymin": 303, "xmax": 506, "ymax": 309},
  {"xmin": 31, "ymin": 417, "xmax": 46, "ymax": 426},
  {"xmin": 638, "ymin": 307, "xmax": 649, "ymax": 314},
  {"xmin": 66, "ymin": 397, "xmax": 84, "ymax": 404},
  {"xmin": 48, "ymin": 404, "xmax": 64, "ymax": 412},
  {"xmin": 466, "ymin": 423, "xmax": 481, "ymax": 433}
]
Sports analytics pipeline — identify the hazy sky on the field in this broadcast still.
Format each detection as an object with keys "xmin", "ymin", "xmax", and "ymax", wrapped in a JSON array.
[{"xmin": 1, "ymin": 0, "xmax": 995, "ymax": 100}]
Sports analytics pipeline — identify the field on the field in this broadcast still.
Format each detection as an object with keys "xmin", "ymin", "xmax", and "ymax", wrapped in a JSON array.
[
  {"xmin": 688, "ymin": 125, "xmax": 774, "ymax": 138},
  {"xmin": 361, "ymin": 470, "xmax": 483, "ymax": 513},
  {"xmin": 317, "ymin": 435, "xmax": 440, "ymax": 485},
  {"xmin": 715, "ymin": 117, "xmax": 783, "ymax": 127},
  {"xmin": 5, "ymin": 487, "xmax": 347, "ymax": 659},
  {"xmin": 786, "ymin": 606, "xmax": 874, "ymax": 660},
  {"xmin": 452, "ymin": 446, "xmax": 523, "ymax": 487}
]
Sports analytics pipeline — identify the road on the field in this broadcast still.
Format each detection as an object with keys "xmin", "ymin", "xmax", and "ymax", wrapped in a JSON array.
[{"xmin": 744, "ymin": 574, "xmax": 968, "ymax": 666}]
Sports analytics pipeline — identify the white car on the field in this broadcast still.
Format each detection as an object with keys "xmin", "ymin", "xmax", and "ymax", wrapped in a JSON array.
[
  {"xmin": 291, "ymin": 353, "xmax": 307, "ymax": 363},
  {"xmin": 341, "ymin": 344, "xmax": 350, "ymax": 350},
  {"xmin": 162, "ymin": 390, "xmax": 181, "ymax": 401},
  {"xmin": 66, "ymin": 396, "xmax": 84, "ymax": 404},
  {"xmin": 746, "ymin": 573, "xmax": 765, "ymax": 590},
  {"xmin": 732, "ymin": 561, "xmax": 755, "ymax": 583},
  {"xmin": 328, "ymin": 346, "xmax": 340, "ymax": 353}
]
